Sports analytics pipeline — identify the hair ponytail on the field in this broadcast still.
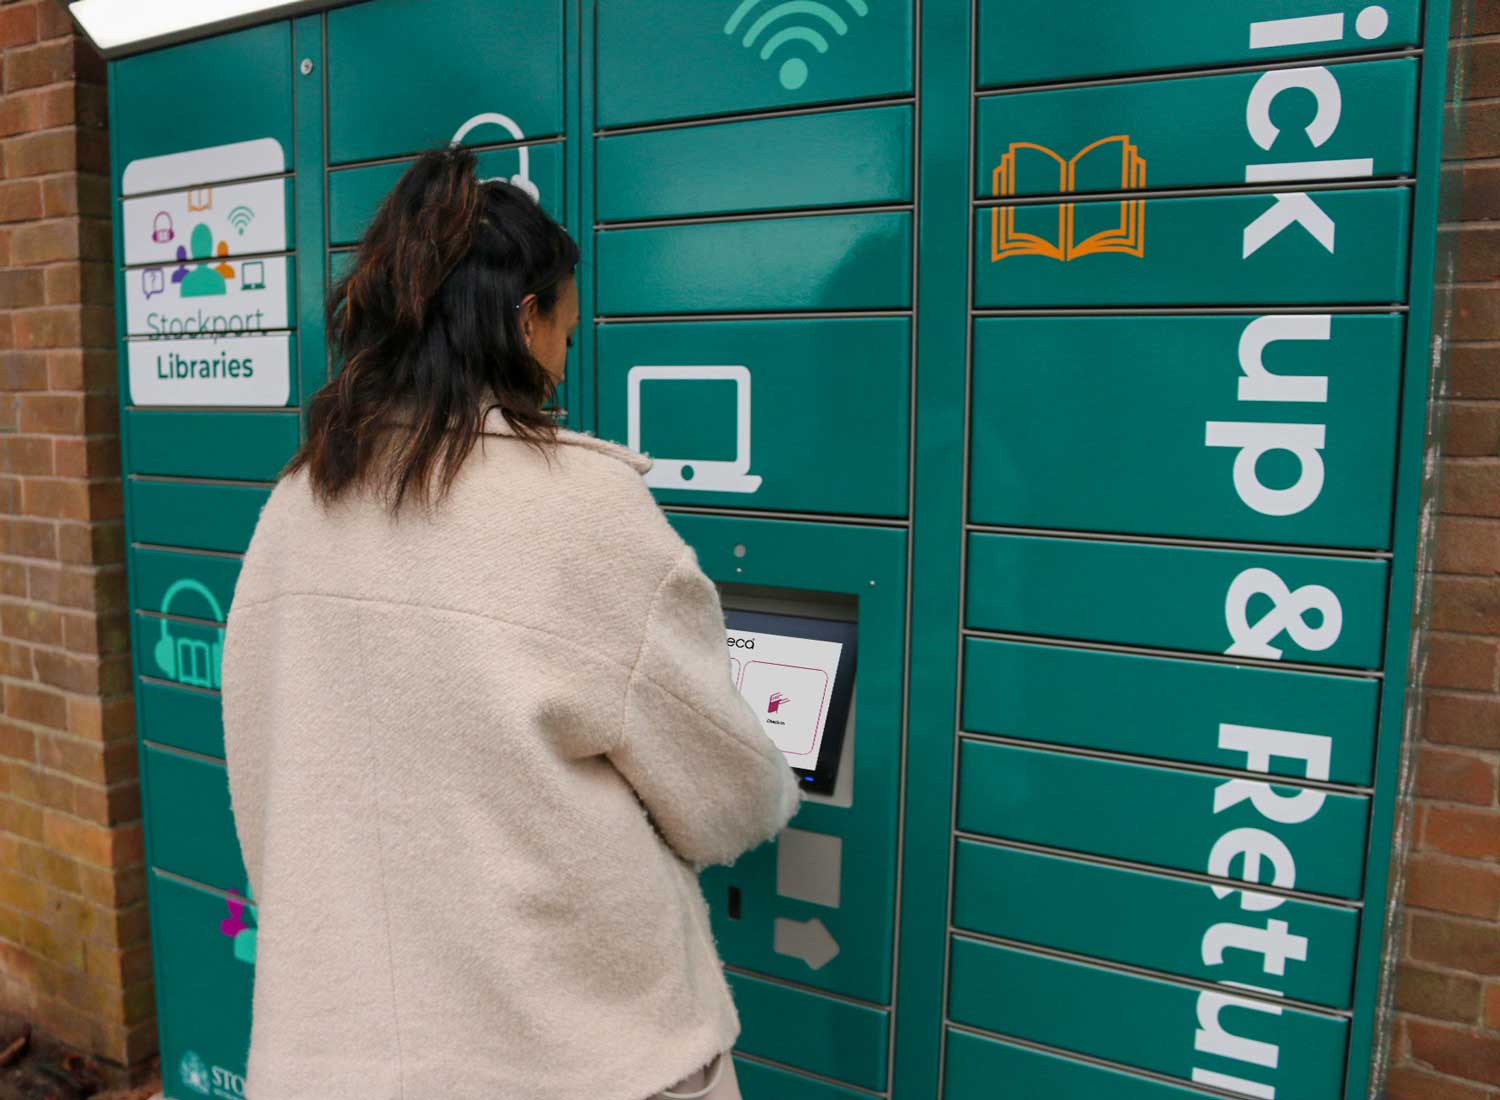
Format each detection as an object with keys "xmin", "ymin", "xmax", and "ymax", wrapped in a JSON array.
[{"xmin": 288, "ymin": 144, "xmax": 579, "ymax": 511}]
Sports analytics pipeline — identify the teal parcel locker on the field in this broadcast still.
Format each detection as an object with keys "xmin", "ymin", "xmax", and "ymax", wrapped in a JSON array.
[{"xmin": 102, "ymin": 2, "xmax": 1456, "ymax": 1099}]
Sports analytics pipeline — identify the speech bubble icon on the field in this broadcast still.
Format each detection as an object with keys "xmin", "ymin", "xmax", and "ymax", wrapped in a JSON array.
[{"xmin": 142, "ymin": 268, "xmax": 165, "ymax": 298}]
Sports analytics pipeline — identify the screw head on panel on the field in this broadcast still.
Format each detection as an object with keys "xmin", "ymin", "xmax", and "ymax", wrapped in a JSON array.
[{"xmin": 299, "ymin": 58, "xmax": 314, "ymax": 75}]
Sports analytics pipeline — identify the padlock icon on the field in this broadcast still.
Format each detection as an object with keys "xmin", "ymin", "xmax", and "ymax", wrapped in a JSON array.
[{"xmin": 151, "ymin": 211, "xmax": 174, "ymax": 243}]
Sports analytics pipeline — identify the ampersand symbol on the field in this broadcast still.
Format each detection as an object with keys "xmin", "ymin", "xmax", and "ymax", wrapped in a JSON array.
[{"xmin": 1224, "ymin": 567, "xmax": 1343, "ymax": 659}]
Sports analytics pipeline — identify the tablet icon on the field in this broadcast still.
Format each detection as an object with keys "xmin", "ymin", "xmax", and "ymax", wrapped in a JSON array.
[{"xmin": 627, "ymin": 365, "xmax": 763, "ymax": 494}]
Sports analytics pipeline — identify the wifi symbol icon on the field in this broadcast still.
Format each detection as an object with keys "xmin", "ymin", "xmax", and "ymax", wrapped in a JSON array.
[
  {"xmin": 723, "ymin": 0, "xmax": 870, "ymax": 91},
  {"xmin": 227, "ymin": 205, "xmax": 255, "ymax": 236}
]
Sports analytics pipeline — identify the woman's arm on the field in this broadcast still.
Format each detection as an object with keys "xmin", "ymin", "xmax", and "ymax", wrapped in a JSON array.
[{"xmin": 609, "ymin": 545, "xmax": 802, "ymax": 868}]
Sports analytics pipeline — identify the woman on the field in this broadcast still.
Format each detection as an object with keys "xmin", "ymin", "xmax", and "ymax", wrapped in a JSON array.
[{"xmin": 220, "ymin": 146, "xmax": 801, "ymax": 1100}]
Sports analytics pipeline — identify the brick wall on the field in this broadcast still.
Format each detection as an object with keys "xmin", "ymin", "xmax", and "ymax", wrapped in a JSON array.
[
  {"xmin": 0, "ymin": 0, "xmax": 152, "ymax": 1080},
  {"xmin": 1386, "ymin": 7, "xmax": 1500, "ymax": 1100}
]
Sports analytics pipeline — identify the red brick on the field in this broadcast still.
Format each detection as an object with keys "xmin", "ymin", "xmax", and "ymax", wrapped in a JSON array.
[
  {"xmin": 0, "ymin": 797, "xmax": 44, "ymax": 843},
  {"xmin": 1408, "ymin": 1019, "xmax": 1500, "ymax": 1087},
  {"xmin": 0, "ymin": 640, "xmax": 32, "ymax": 680},
  {"xmin": 7, "ymin": 216, "xmax": 75, "ymax": 263},
  {"xmin": 0, "ymin": 266, "xmax": 44, "ymax": 308},
  {"xmin": 1455, "ymin": 286, "xmax": 1500, "ymax": 343},
  {"xmin": 1453, "ymin": 225, "xmax": 1500, "ymax": 284},
  {"xmin": 1425, "ymin": 692, "xmax": 1500, "ymax": 752},
  {"xmin": 0, "ymin": 871, "xmax": 46, "ymax": 917},
  {"xmin": 47, "ymin": 347, "xmax": 116, "ymax": 392},
  {"xmin": 1425, "ymin": 805, "xmax": 1500, "ymax": 861},
  {"xmin": 1486, "ymin": 983, "xmax": 1500, "ymax": 1030},
  {"xmin": 34, "ymin": 2, "xmax": 74, "ymax": 42},
  {"xmin": 1397, "ymin": 963, "xmax": 1485, "ymax": 1023},
  {"xmin": 0, "ymin": 4, "xmax": 40, "ymax": 49},
  {"xmin": 1466, "ymin": 38, "xmax": 1500, "ymax": 99},
  {"xmin": 1449, "ymin": 345, "xmax": 1500, "ymax": 400},
  {"xmin": 0, "ymin": 722, "xmax": 37, "ymax": 764},
  {"xmin": 16, "ymin": 840, "xmax": 79, "ymax": 897},
  {"xmin": 57, "ymin": 522, "xmax": 123, "ymax": 567},
  {"xmin": 1446, "ymin": 400, "xmax": 1500, "ymax": 457},
  {"xmin": 0, "ymin": 561, "xmax": 27, "ymax": 598},
  {"xmin": 1431, "ymin": 578, "xmax": 1500, "ymax": 636},
  {"xmin": 54, "ymin": 438, "xmax": 120, "ymax": 479},
  {"xmin": 0, "ymin": 439, "xmax": 49, "ymax": 480},
  {"xmin": 0, "ymin": 517, "xmax": 53, "ymax": 561},
  {"xmin": 1418, "ymin": 747, "xmax": 1499, "ymax": 806},
  {"xmin": 11, "ymin": 304, "xmax": 80, "ymax": 349},
  {"xmin": 1442, "ymin": 460, "xmax": 1500, "ymax": 518},
  {"xmin": 2, "ymin": 129, "xmax": 76, "ymax": 178},
  {"xmin": 44, "ymin": 262, "xmax": 110, "ymax": 309},
  {"xmin": 1411, "ymin": 912, "xmax": 1500, "ymax": 975},
  {"xmin": 3, "ymin": 38, "xmax": 76, "ymax": 93},
  {"xmin": 5, "ymin": 682, "xmax": 65, "ymax": 730},
  {"xmin": 0, "ymin": 347, "xmax": 47, "ymax": 390},
  {"xmin": 1436, "ymin": 516, "xmax": 1500, "ymax": 575},
  {"xmin": 16, "ymin": 391, "xmax": 81, "ymax": 433},
  {"xmin": 41, "ymin": 172, "xmax": 106, "ymax": 219},
  {"xmin": 1386, "ymin": 1064, "xmax": 1492, "ymax": 1100},
  {"xmin": 39, "ymin": 811, "xmax": 111, "ymax": 869},
  {"xmin": 37, "ymin": 734, "xmax": 106, "ymax": 784},
  {"xmin": 21, "ymin": 477, "xmax": 88, "ymax": 521},
  {"xmin": 0, "ymin": 177, "xmax": 41, "ymax": 222},
  {"xmin": 0, "ymin": 601, "xmax": 61, "ymax": 646}
]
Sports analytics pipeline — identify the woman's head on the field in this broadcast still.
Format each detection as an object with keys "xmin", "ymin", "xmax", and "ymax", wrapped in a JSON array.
[{"xmin": 289, "ymin": 144, "xmax": 580, "ymax": 510}]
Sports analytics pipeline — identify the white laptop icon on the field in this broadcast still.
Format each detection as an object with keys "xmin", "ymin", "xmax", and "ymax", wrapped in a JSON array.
[{"xmin": 627, "ymin": 365, "xmax": 762, "ymax": 494}]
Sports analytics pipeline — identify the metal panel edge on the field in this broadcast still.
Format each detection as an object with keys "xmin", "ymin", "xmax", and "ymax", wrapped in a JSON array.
[{"xmin": 891, "ymin": 0, "xmax": 969, "ymax": 1096}]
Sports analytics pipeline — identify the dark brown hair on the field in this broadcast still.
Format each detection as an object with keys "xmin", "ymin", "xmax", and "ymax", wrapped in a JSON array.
[{"xmin": 287, "ymin": 144, "xmax": 580, "ymax": 510}]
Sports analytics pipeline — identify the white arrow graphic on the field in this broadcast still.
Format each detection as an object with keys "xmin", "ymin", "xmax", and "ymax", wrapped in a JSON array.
[{"xmin": 774, "ymin": 917, "xmax": 840, "ymax": 970}]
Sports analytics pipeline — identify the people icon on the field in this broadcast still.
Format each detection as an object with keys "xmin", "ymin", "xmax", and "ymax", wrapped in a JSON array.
[{"xmin": 174, "ymin": 222, "xmax": 236, "ymax": 298}]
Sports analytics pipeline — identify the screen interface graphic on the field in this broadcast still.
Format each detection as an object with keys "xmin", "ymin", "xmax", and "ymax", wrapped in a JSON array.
[{"xmin": 726, "ymin": 627, "xmax": 845, "ymax": 771}]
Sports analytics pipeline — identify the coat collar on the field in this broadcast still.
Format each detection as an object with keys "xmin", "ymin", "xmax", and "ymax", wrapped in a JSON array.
[{"xmin": 479, "ymin": 406, "xmax": 653, "ymax": 474}]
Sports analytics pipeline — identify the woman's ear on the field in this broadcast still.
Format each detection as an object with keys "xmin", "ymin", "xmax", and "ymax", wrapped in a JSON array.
[{"xmin": 516, "ymin": 292, "xmax": 538, "ymax": 352}]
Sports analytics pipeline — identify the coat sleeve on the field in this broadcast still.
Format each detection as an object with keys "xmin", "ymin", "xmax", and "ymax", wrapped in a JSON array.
[{"xmin": 609, "ymin": 545, "xmax": 803, "ymax": 868}]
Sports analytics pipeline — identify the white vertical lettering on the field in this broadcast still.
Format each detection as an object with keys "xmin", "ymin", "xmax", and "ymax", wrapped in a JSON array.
[
  {"xmin": 1195, "ymin": 989, "xmax": 1283, "ymax": 1068},
  {"xmin": 1208, "ymin": 828, "xmax": 1297, "ymax": 904},
  {"xmin": 1202, "ymin": 919, "xmax": 1309, "ymax": 976},
  {"xmin": 1243, "ymin": 194, "xmax": 1337, "ymax": 257},
  {"xmin": 1246, "ymin": 157, "xmax": 1375, "ymax": 183},
  {"xmin": 1237, "ymin": 316, "xmax": 1331, "ymax": 404},
  {"xmin": 1193, "ymin": 1068, "xmax": 1278, "ymax": 1100},
  {"xmin": 1224, "ymin": 567, "xmax": 1343, "ymax": 660},
  {"xmin": 1247, "ymin": 68, "xmax": 1344, "ymax": 150},
  {"xmin": 1205, "ymin": 422, "xmax": 1327, "ymax": 516},
  {"xmin": 1249, "ymin": 13, "xmax": 1343, "ymax": 50},
  {"xmin": 1219, "ymin": 723, "xmax": 1334, "ymax": 782},
  {"xmin": 1214, "ymin": 778, "xmax": 1327, "ymax": 824}
]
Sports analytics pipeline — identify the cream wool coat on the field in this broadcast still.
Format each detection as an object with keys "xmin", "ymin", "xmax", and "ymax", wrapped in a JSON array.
[{"xmin": 220, "ymin": 411, "xmax": 802, "ymax": 1100}]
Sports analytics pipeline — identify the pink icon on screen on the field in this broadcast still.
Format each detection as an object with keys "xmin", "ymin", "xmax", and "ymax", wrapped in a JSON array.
[{"xmin": 767, "ymin": 692, "xmax": 790, "ymax": 715}]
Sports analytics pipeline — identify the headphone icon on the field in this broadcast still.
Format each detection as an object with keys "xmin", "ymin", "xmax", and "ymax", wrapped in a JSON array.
[
  {"xmin": 153, "ymin": 578, "xmax": 226, "ymax": 689},
  {"xmin": 449, "ymin": 112, "xmax": 540, "ymax": 203},
  {"xmin": 152, "ymin": 211, "xmax": 174, "ymax": 243}
]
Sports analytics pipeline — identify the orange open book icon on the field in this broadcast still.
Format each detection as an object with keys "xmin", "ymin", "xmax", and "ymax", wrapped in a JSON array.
[{"xmin": 991, "ymin": 135, "xmax": 1147, "ymax": 262}]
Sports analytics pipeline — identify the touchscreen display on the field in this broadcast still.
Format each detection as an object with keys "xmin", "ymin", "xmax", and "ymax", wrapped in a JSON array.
[{"xmin": 726, "ymin": 628, "xmax": 846, "ymax": 771}]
